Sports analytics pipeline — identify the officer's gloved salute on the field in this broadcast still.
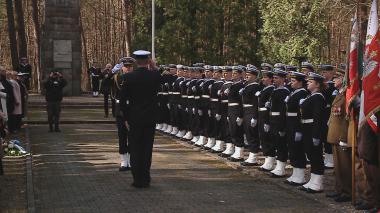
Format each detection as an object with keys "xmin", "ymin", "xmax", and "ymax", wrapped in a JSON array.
[
  {"xmin": 111, "ymin": 57, "xmax": 136, "ymax": 171},
  {"xmin": 240, "ymin": 66, "xmax": 263, "ymax": 166},
  {"xmin": 226, "ymin": 66, "xmax": 245, "ymax": 162},
  {"xmin": 284, "ymin": 71, "xmax": 308, "ymax": 185},
  {"xmin": 299, "ymin": 72, "xmax": 327, "ymax": 193}
]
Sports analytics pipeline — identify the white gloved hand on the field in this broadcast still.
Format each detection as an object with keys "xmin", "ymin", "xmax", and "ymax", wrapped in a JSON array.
[
  {"xmin": 264, "ymin": 124, "xmax": 270, "ymax": 133},
  {"xmin": 294, "ymin": 132, "xmax": 302, "ymax": 142},
  {"xmin": 208, "ymin": 110, "xmax": 211, "ymax": 117},
  {"xmin": 227, "ymin": 116, "xmax": 230, "ymax": 122},
  {"xmin": 185, "ymin": 107, "xmax": 189, "ymax": 112},
  {"xmin": 339, "ymin": 141, "xmax": 348, "ymax": 147},
  {"xmin": 178, "ymin": 104, "xmax": 182, "ymax": 109},
  {"xmin": 312, "ymin": 138, "xmax": 320, "ymax": 146},
  {"xmin": 192, "ymin": 108, "xmax": 196, "ymax": 115},
  {"xmin": 167, "ymin": 103, "xmax": 171, "ymax": 109},
  {"xmin": 250, "ymin": 118, "xmax": 257, "ymax": 127},
  {"xmin": 279, "ymin": 131, "xmax": 286, "ymax": 137},
  {"xmin": 236, "ymin": 117, "xmax": 243, "ymax": 126},
  {"xmin": 215, "ymin": 114, "xmax": 222, "ymax": 121},
  {"xmin": 198, "ymin": 109, "xmax": 203, "ymax": 116}
]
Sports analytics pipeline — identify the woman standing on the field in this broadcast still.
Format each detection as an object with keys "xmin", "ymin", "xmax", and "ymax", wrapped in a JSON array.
[
  {"xmin": 299, "ymin": 72, "xmax": 327, "ymax": 193},
  {"xmin": 284, "ymin": 71, "xmax": 308, "ymax": 185}
]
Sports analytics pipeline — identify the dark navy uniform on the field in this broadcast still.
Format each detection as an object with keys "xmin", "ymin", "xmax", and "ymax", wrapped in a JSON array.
[
  {"xmin": 269, "ymin": 85, "xmax": 290, "ymax": 161},
  {"xmin": 286, "ymin": 87, "xmax": 308, "ymax": 168},
  {"xmin": 101, "ymin": 68, "xmax": 115, "ymax": 117},
  {"xmin": 241, "ymin": 81, "xmax": 262, "ymax": 154},
  {"xmin": 180, "ymin": 78, "xmax": 191, "ymax": 134},
  {"xmin": 120, "ymin": 53, "xmax": 161, "ymax": 187},
  {"xmin": 172, "ymin": 76, "xmax": 185, "ymax": 132},
  {"xmin": 258, "ymin": 85, "xmax": 275, "ymax": 156},
  {"xmin": 209, "ymin": 79, "xmax": 225, "ymax": 152},
  {"xmin": 227, "ymin": 80, "xmax": 245, "ymax": 148},
  {"xmin": 218, "ymin": 81, "xmax": 233, "ymax": 156},
  {"xmin": 300, "ymin": 92, "xmax": 326, "ymax": 175},
  {"xmin": 200, "ymin": 79, "xmax": 215, "ymax": 138},
  {"xmin": 89, "ymin": 66, "xmax": 101, "ymax": 95}
]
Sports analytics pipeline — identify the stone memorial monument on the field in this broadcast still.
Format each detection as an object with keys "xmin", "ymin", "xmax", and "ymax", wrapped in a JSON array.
[{"xmin": 41, "ymin": 0, "xmax": 82, "ymax": 95}]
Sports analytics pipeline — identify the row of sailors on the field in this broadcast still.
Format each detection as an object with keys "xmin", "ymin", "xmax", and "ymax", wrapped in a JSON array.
[{"xmin": 156, "ymin": 63, "xmax": 340, "ymax": 194}]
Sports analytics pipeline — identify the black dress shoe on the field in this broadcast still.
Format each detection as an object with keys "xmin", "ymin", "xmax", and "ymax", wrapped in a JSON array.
[
  {"xmin": 210, "ymin": 150, "xmax": 222, "ymax": 154},
  {"xmin": 219, "ymin": 153, "xmax": 231, "ymax": 158},
  {"xmin": 306, "ymin": 188, "xmax": 323, "ymax": 194},
  {"xmin": 241, "ymin": 162, "xmax": 259, "ymax": 166},
  {"xmin": 258, "ymin": 167, "xmax": 272, "ymax": 172},
  {"xmin": 334, "ymin": 195, "xmax": 351, "ymax": 203},
  {"xmin": 299, "ymin": 186, "xmax": 309, "ymax": 192},
  {"xmin": 283, "ymin": 180, "xmax": 304, "ymax": 186},
  {"xmin": 227, "ymin": 157, "xmax": 244, "ymax": 162},
  {"xmin": 119, "ymin": 166, "xmax": 131, "ymax": 172},
  {"xmin": 269, "ymin": 173, "xmax": 286, "ymax": 178}
]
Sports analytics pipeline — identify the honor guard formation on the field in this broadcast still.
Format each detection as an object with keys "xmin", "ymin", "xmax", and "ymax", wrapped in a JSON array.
[
  {"xmin": 152, "ymin": 61, "xmax": 379, "ymax": 211},
  {"xmin": 94, "ymin": 55, "xmax": 379, "ymax": 210}
]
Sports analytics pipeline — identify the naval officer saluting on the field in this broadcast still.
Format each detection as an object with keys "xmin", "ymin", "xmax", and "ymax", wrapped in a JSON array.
[{"xmin": 120, "ymin": 50, "xmax": 161, "ymax": 188}]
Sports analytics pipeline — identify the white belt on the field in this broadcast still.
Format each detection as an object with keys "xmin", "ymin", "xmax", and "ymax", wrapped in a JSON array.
[
  {"xmin": 228, "ymin": 103, "xmax": 239, "ymax": 106},
  {"xmin": 115, "ymin": 99, "xmax": 120, "ymax": 104},
  {"xmin": 181, "ymin": 95, "xmax": 188, "ymax": 98},
  {"xmin": 202, "ymin": 95, "xmax": 210, "ymax": 98},
  {"xmin": 168, "ymin": 92, "xmax": 173, "ymax": 94},
  {"xmin": 173, "ymin": 92, "xmax": 180, "ymax": 95},
  {"xmin": 287, "ymin": 112, "xmax": 298, "ymax": 117},
  {"xmin": 259, "ymin": 107, "xmax": 267, "ymax": 111},
  {"xmin": 271, "ymin": 112, "xmax": 280, "ymax": 116},
  {"xmin": 301, "ymin": 119, "xmax": 314, "ymax": 124},
  {"xmin": 162, "ymin": 93, "xmax": 169, "ymax": 96},
  {"xmin": 221, "ymin": 100, "xmax": 229, "ymax": 103},
  {"xmin": 211, "ymin": 99, "xmax": 219, "ymax": 102},
  {"xmin": 187, "ymin": 96, "xmax": 194, "ymax": 98},
  {"xmin": 194, "ymin": 96, "xmax": 200, "ymax": 99},
  {"xmin": 158, "ymin": 92, "xmax": 163, "ymax": 95},
  {"xmin": 243, "ymin": 104, "xmax": 253, "ymax": 108}
]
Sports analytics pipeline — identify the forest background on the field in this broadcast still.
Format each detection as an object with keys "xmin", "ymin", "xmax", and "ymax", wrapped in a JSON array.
[{"xmin": 0, "ymin": 0, "xmax": 368, "ymax": 91}]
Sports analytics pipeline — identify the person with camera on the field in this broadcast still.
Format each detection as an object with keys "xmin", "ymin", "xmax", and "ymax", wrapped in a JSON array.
[
  {"xmin": 101, "ymin": 64, "xmax": 115, "ymax": 118},
  {"xmin": 44, "ymin": 70, "xmax": 67, "ymax": 132}
]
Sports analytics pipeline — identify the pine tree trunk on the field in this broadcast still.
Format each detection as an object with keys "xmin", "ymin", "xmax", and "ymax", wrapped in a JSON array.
[
  {"xmin": 14, "ymin": 0, "xmax": 28, "ymax": 58},
  {"xmin": 31, "ymin": 0, "xmax": 41, "ymax": 92},
  {"xmin": 6, "ymin": 0, "xmax": 19, "ymax": 70}
]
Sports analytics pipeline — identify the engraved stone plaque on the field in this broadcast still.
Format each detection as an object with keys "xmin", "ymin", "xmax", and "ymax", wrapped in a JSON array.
[{"xmin": 53, "ymin": 40, "xmax": 72, "ymax": 63}]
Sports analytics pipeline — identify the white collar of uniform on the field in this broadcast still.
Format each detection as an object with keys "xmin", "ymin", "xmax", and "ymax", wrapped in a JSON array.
[
  {"xmin": 291, "ymin": 88, "xmax": 306, "ymax": 95},
  {"xmin": 245, "ymin": 82, "xmax": 259, "ymax": 87},
  {"xmin": 233, "ymin": 79, "xmax": 243, "ymax": 85},
  {"xmin": 263, "ymin": 84, "xmax": 274, "ymax": 91},
  {"xmin": 223, "ymin": 81, "xmax": 233, "ymax": 85},
  {"xmin": 215, "ymin": 80, "xmax": 224, "ymax": 83},
  {"xmin": 310, "ymin": 92, "xmax": 325, "ymax": 99},
  {"xmin": 274, "ymin": 86, "xmax": 289, "ymax": 91}
]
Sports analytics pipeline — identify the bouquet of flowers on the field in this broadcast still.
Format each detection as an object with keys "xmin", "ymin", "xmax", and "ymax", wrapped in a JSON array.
[{"xmin": 2, "ymin": 140, "xmax": 27, "ymax": 157}]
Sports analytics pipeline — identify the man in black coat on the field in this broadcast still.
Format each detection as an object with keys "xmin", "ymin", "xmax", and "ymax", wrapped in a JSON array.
[
  {"xmin": 44, "ymin": 70, "xmax": 67, "ymax": 132},
  {"xmin": 120, "ymin": 50, "xmax": 160, "ymax": 188}
]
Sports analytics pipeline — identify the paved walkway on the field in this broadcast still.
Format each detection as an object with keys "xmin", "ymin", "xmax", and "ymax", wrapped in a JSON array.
[
  {"xmin": 1, "ymin": 95, "xmax": 358, "ymax": 212},
  {"xmin": 29, "ymin": 122, "xmax": 340, "ymax": 213}
]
